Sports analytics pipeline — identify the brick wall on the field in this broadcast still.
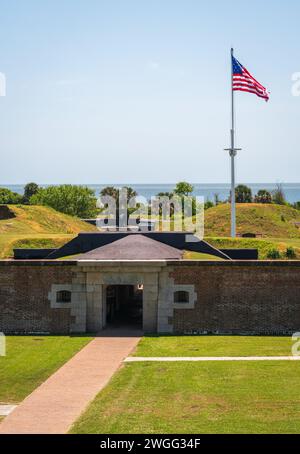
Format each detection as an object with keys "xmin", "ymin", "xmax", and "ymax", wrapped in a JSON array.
[
  {"xmin": 171, "ymin": 262, "xmax": 300, "ymax": 335},
  {"xmin": 0, "ymin": 262, "xmax": 74, "ymax": 334},
  {"xmin": 1, "ymin": 260, "xmax": 300, "ymax": 335}
]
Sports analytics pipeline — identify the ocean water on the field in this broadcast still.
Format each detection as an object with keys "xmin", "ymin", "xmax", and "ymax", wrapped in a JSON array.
[{"xmin": 2, "ymin": 183, "xmax": 300, "ymax": 204}]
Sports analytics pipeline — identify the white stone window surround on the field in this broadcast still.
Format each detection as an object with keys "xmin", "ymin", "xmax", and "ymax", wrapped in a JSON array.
[
  {"xmin": 173, "ymin": 285, "xmax": 197, "ymax": 309},
  {"xmin": 48, "ymin": 284, "xmax": 72, "ymax": 309}
]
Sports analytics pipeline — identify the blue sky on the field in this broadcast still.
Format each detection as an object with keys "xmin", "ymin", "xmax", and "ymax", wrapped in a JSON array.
[{"xmin": 0, "ymin": 0, "xmax": 299, "ymax": 184}]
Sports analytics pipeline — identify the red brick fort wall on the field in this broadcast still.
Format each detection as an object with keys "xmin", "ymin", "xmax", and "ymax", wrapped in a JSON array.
[
  {"xmin": 170, "ymin": 262, "xmax": 300, "ymax": 334},
  {"xmin": 0, "ymin": 262, "xmax": 73, "ymax": 334}
]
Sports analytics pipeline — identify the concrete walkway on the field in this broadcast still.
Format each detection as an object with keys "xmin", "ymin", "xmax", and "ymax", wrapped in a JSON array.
[
  {"xmin": 0, "ymin": 329, "xmax": 141, "ymax": 434},
  {"xmin": 0, "ymin": 405, "xmax": 17, "ymax": 416},
  {"xmin": 125, "ymin": 355, "xmax": 300, "ymax": 362}
]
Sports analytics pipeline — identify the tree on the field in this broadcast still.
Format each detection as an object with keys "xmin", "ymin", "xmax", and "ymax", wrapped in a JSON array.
[
  {"xmin": 124, "ymin": 186, "xmax": 138, "ymax": 204},
  {"xmin": 214, "ymin": 193, "xmax": 221, "ymax": 205},
  {"xmin": 254, "ymin": 189, "xmax": 272, "ymax": 204},
  {"xmin": 99, "ymin": 186, "xmax": 119, "ymax": 201},
  {"xmin": 23, "ymin": 182, "xmax": 39, "ymax": 204},
  {"xmin": 99, "ymin": 186, "xmax": 138, "ymax": 225},
  {"xmin": 100, "ymin": 186, "xmax": 137, "ymax": 204},
  {"xmin": 155, "ymin": 192, "xmax": 177, "ymax": 217},
  {"xmin": 272, "ymin": 183, "xmax": 286, "ymax": 205},
  {"xmin": 30, "ymin": 185, "xmax": 97, "ymax": 218},
  {"xmin": 173, "ymin": 181, "xmax": 197, "ymax": 216},
  {"xmin": 174, "ymin": 181, "xmax": 194, "ymax": 197},
  {"xmin": 205, "ymin": 200, "xmax": 214, "ymax": 210},
  {"xmin": 0, "ymin": 188, "xmax": 23, "ymax": 204},
  {"xmin": 156, "ymin": 191, "xmax": 174, "ymax": 198},
  {"xmin": 235, "ymin": 185, "xmax": 252, "ymax": 203},
  {"xmin": 293, "ymin": 201, "xmax": 300, "ymax": 211}
]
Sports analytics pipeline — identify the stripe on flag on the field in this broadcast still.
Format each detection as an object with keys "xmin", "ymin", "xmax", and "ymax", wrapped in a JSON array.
[{"xmin": 232, "ymin": 55, "xmax": 269, "ymax": 101}]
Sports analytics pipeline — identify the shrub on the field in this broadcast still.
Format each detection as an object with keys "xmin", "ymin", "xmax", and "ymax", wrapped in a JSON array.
[
  {"xmin": 30, "ymin": 185, "xmax": 97, "ymax": 218},
  {"xmin": 272, "ymin": 183, "xmax": 286, "ymax": 205},
  {"xmin": 293, "ymin": 201, "xmax": 300, "ymax": 210},
  {"xmin": 214, "ymin": 193, "xmax": 222, "ymax": 205},
  {"xmin": 235, "ymin": 185, "xmax": 252, "ymax": 203},
  {"xmin": 205, "ymin": 200, "xmax": 214, "ymax": 210},
  {"xmin": 0, "ymin": 188, "xmax": 23, "ymax": 204},
  {"xmin": 23, "ymin": 182, "xmax": 39, "ymax": 204},
  {"xmin": 266, "ymin": 248, "xmax": 281, "ymax": 259},
  {"xmin": 286, "ymin": 247, "xmax": 296, "ymax": 259},
  {"xmin": 254, "ymin": 189, "xmax": 272, "ymax": 203}
]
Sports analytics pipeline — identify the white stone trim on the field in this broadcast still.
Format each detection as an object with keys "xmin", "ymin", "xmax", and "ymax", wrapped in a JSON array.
[
  {"xmin": 77, "ymin": 264, "xmax": 165, "ymax": 333},
  {"xmin": 173, "ymin": 285, "xmax": 197, "ymax": 309},
  {"xmin": 157, "ymin": 271, "xmax": 174, "ymax": 333},
  {"xmin": 125, "ymin": 356, "xmax": 300, "ymax": 362},
  {"xmin": 48, "ymin": 284, "xmax": 72, "ymax": 309}
]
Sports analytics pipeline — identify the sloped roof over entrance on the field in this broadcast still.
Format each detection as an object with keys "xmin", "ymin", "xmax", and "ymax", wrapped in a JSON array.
[{"xmin": 77, "ymin": 234, "xmax": 183, "ymax": 260}]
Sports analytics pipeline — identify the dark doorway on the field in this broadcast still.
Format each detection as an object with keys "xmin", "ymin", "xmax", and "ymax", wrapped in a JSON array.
[{"xmin": 106, "ymin": 285, "xmax": 143, "ymax": 328}]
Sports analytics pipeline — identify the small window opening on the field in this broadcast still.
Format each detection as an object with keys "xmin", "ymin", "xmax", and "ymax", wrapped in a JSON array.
[
  {"xmin": 56, "ymin": 290, "xmax": 71, "ymax": 303},
  {"xmin": 174, "ymin": 290, "xmax": 189, "ymax": 304}
]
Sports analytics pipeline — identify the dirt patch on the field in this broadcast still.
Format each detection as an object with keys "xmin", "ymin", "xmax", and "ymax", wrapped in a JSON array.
[{"xmin": 0, "ymin": 205, "xmax": 16, "ymax": 220}]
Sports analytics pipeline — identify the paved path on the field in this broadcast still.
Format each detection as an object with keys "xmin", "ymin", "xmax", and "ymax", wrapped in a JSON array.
[
  {"xmin": 0, "ymin": 405, "xmax": 17, "ymax": 416},
  {"xmin": 0, "ymin": 329, "xmax": 141, "ymax": 434},
  {"xmin": 125, "ymin": 355, "xmax": 300, "ymax": 362}
]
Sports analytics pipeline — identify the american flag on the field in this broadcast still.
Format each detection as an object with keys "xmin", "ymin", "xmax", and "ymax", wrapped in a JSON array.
[{"xmin": 232, "ymin": 55, "xmax": 269, "ymax": 101}]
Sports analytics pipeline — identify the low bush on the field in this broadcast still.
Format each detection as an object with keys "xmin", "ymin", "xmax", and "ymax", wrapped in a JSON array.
[
  {"xmin": 30, "ymin": 185, "xmax": 97, "ymax": 218},
  {"xmin": 286, "ymin": 247, "xmax": 296, "ymax": 259},
  {"xmin": 0, "ymin": 188, "xmax": 23, "ymax": 204},
  {"xmin": 266, "ymin": 248, "xmax": 281, "ymax": 259}
]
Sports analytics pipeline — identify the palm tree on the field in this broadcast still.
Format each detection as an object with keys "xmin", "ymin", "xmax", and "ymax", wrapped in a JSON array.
[{"xmin": 99, "ymin": 186, "xmax": 138, "ymax": 226}]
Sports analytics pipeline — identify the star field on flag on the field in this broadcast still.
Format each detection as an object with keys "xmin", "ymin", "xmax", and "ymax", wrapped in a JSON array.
[{"xmin": 232, "ymin": 55, "xmax": 269, "ymax": 101}]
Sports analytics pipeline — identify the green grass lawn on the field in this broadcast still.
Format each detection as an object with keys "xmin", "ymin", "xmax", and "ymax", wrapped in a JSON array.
[
  {"xmin": 133, "ymin": 335, "xmax": 293, "ymax": 357},
  {"xmin": 206, "ymin": 236, "xmax": 300, "ymax": 259},
  {"xmin": 0, "ymin": 336, "xmax": 92, "ymax": 403},
  {"xmin": 183, "ymin": 251, "xmax": 224, "ymax": 260},
  {"xmin": 70, "ymin": 361, "xmax": 300, "ymax": 434},
  {"xmin": 0, "ymin": 204, "xmax": 97, "ymax": 258},
  {"xmin": 0, "ymin": 204, "xmax": 97, "ymax": 235},
  {"xmin": 205, "ymin": 203, "xmax": 300, "ymax": 238},
  {"xmin": 0, "ymin": 233, "xmax": 74, "ymax": 258}
]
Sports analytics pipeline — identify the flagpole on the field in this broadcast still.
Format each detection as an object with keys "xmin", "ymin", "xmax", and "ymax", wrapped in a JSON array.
[
  {"xmin": 230, "ymin": 47, "xmax": 236, "ymax": 238},
  {"xmin": 225, "ymin": 48, "xmax": 240, "ymax": 237}
]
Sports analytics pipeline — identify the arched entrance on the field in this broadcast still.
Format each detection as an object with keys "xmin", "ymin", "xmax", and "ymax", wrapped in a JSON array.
[
  {"xmin": 105, "ymin": 284, "xmax": 143, "ymax": 328},
  {"xmin": 72, "ymin": 262, "xmax": 169, "ymax": 334}
]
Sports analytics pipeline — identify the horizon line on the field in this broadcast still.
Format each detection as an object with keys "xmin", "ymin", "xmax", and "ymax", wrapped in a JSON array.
[{"xmin": 2, "ymin": 182, "xmax": 300, "ymax": 186}]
